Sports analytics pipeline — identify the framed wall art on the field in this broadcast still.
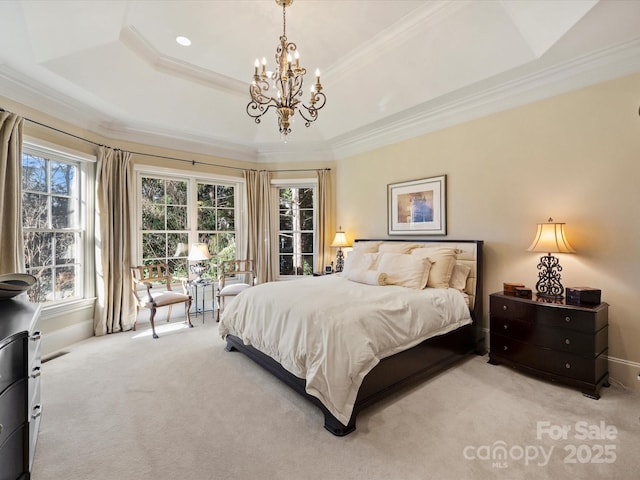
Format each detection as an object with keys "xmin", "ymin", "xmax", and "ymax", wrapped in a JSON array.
[{"xmin": 388, "ymin": 175, "xmax": 446, "ymax": 235}]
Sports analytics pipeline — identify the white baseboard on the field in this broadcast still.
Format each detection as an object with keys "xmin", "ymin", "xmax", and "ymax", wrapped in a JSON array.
[
  {"xmin": 41, "ymin": 319, "xmax": 94, "ymax": 358},
  {"xmin": 608, "ymin": 355, "xmax": 640, "ymax": 391}
]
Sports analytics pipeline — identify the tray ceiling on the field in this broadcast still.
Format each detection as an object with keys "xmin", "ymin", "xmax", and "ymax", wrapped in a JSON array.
[{"xmin": 1, "ymin": 0, "xmax": 639, "ymax": 162}]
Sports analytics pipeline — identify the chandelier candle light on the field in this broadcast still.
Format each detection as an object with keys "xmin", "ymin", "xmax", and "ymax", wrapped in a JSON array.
[
  {"xmin": 527, "ymin": 218, "xmax": 575, "ymax": 298},
  {"xmin": 246, "ymin": 0, "xmax": 326, "ymax": 136}
]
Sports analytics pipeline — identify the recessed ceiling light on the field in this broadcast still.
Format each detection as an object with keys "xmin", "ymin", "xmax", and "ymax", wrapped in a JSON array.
[{"xmin": 176, "ymin": 36, "xmax": 191, "ymax": 47}]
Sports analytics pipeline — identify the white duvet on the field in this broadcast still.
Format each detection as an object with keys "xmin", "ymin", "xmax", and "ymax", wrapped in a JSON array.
[{"xmin": 218, "ymin": 274, "xmax": 471, "ymax": 425}]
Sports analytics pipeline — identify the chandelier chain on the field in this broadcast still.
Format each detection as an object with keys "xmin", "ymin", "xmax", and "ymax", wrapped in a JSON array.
[{"xmin": 282, "ymin": 3, "xmax": 286, "ymax": 37}]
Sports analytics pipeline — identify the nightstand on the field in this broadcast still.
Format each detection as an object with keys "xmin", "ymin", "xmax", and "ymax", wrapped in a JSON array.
[{"xmin": 488, "ymin": 292, "xmax": 609, "ymax": 399}]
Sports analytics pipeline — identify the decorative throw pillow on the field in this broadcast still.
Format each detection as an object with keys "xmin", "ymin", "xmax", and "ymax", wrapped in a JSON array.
[
  {"xmin": 450, "ymin": 263, "xmax": 472, "ymax": 291},
  {"xmin": 347, "ymin": 269, "xmax": 388, "ymax": 286},
  {"xmin": 411, "ymin": 247, "xmax": 460, "ymax": 288},
  {"xmin": 377, "ymin": 252, "xmax": 431, "ymax": 289}
]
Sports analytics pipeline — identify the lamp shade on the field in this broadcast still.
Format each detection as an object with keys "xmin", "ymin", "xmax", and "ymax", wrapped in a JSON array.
[
  {"xmin": 331, "ymin": 231, "xmax": 349, "ymax": 248},
  {"xmin": 187, "ymin": 243, "xmax": 211, "ymax": 261},
  {"xmin": 527, "ymin": 219, "xmax": 575, "ymax": 254},
  {"xmin": 173, "ymin": 242, "xmax": 189, "ymax": 257}
]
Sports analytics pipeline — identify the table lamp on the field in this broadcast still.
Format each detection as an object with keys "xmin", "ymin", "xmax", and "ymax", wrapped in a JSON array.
[
  {"xmin": 527, "ymin": 218, "xmax": 575, "ymax": 298},
  {"xmin": 188, "ymin": 243, "xmax": 211, "ymax": 283},
  {"xmin": 330, "ymin": 227, "xmax": 350, "ymax": 273}
]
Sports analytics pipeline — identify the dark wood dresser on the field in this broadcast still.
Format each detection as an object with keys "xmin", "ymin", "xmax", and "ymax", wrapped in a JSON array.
[
  {"xmin": 489, "ymin": 292, "xmax": 609, "ymax": 399},
  {"xmin": 0, "ymin": 297, "xmax": 42, "ymax": 480}
]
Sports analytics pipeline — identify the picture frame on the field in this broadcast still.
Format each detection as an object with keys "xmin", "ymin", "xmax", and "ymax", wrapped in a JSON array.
[
  {"xmin": 324, "ymin": 265, "xmax": 333, "ymax": 274},
  {"xmin": 388, "ymin": 175, "xmax": 446, "ymax": 235}
]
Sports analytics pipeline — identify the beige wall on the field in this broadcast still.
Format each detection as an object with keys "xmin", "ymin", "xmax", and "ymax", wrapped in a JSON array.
[{"xmin": 336, "ymin": 72, "xmax": 640, "ymax": 387}]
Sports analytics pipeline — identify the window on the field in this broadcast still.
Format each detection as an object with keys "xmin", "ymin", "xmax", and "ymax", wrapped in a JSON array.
[
  {"xmin": 195, "ymin": 182, "xmax": 236, "ymax": 265},
  {"xmin": 277, "ymin": 185, "xmax": 316, "ymax": 276},
  {"xmin": 138, "ymin": 172, "xmax": 240, "ymax": 281},
  {"xmin": 140, "ymin": 177, "xmax": 189, "ymax": 276},
  {"xmin": 22, "ymin": 145, "xmax": 91, "ymax": 303}
]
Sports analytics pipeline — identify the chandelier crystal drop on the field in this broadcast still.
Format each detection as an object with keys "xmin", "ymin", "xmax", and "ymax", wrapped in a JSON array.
[{"xmin": 246, "ymin": 0, "xmax": 326, "ymax": 137}]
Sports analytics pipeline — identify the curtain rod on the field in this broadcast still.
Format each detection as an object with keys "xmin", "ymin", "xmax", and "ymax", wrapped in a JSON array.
[{"xmin": 1, "ymin": 107, "xmax": 330, "ymax": 174}]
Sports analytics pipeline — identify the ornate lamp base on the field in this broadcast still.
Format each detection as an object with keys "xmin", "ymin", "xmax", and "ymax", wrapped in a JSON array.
[
  {"xmin": 534, "ymin": 254, "xmax": 565, "ymax": 299},
  {"xmin": 335, "ymin": 248, "xmax": 344, "ymax": 273},
  {"xmin": 190, "ymin": 263, "xmax": 207, "ymax": 283}
]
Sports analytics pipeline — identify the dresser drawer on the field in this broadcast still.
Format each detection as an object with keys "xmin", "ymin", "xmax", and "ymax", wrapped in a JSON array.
[
  {"xmin": 0, "ymin": 337, "xmax": 24, "ymax": 396},
  {"xmin": 490, "ymin": 334, "xmax": 545, "ymax": 370},
  {"xmin": 534, "ymin": 305, "xmax": 604, "ymax": 333},
  {"xmin": 490, "ymin": 316, "xmax": 607, "ymax": 356},
  {"xmin": 545, "ymin": 349, "xmax": 608, "ymax": 384},
  {"xmin": 0, "ymin": 379, "xmax": 26, "ymax": 448},
  {"xmin": 0, "ymin": 424, "xmax": 26, "ymax": 480},
  {"xmin": 490, "ymin": 296, "xmax": 533, "ymax": 321}
]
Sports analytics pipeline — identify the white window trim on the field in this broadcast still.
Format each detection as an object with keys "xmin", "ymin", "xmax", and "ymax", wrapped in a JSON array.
[
  {"xmin": 22, "ymin": 138, "xmax": 97, "ymax": 315},
  {"xmin": 133, "ymin": 165, "xmax": 246, "ymax": 268},
  {"xmin": 272, "ymin": 178, "xmax": 319, "ymax": 280}
]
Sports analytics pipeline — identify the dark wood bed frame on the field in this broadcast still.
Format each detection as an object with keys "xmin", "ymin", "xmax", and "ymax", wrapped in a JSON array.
[{"xmin": 224, "ymin": 239, "xmax": 485, "ymax": 436}]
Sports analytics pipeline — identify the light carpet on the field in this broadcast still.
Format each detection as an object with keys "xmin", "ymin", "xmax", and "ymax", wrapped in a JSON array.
[{"xmin": 32, "ymin": 319, "xmax": 640, "ymax": 480}]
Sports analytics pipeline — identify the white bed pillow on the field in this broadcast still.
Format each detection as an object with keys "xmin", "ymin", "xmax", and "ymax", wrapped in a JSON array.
[
  {"xmin": 377, "ymin": 253, "xmax": 431, "ymax": 289},
  {"xmin": 377, "ymin": 242, "xmax": 422, "ymax": 254},
  {"xmin": 342, "ymin": 251, "xmax": 380, "ymax": 276},
  {"xmin": 411, "ymin": 247, "xmax": 459, "ymax": 288},
  {"xmin": 450, "ymin": 263, "xmax": 471, "ymax": 291},
  {"xmin": 351, "ymin": 241, "xmax": 382, "ymax": 253}
]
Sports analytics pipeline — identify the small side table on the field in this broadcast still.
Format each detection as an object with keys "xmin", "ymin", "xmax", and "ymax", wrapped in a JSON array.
[{"xmin": 186, "ymin": 280, "xmax": 216, "ymax": 322}]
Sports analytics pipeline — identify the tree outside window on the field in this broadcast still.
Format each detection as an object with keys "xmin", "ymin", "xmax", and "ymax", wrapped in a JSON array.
[
  {"xmin": 278, "ymin": 187, "xmax": 315, "ymax": 276},
  {"xmin": 139, "ymin": 175, "xmax": 237, "ymax": 281},
  {"xmin": 22, "ymin": 153, "xmax": 82, "ymax": 303}
]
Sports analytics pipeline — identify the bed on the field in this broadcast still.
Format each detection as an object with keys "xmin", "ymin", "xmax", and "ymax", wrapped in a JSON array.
[{"xmin": 219, "ymin": 239, "xmax": 484, "ymax": 436}]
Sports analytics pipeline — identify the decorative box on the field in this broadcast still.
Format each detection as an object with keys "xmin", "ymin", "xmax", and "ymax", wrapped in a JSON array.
[
  {"xmin": 514, "ymin": 287, "xmax": 532, "ymax": 299},
  {"xmin": 566, "ymin": 287, "xmax": 601, "ymax": 305},
  {"xmin": 503, "ymin": 282, "xmax": 525, "ymax": 296}
]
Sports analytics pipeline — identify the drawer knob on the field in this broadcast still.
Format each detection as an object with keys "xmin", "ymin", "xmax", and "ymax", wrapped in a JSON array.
[
  {"xmin": 503, "ymin": 346, "xmax": 508, "ymax": 351},
  {"xmin": 565, "ymin": 338, "xmax": 571, "ymax": 345},
  {"xmin": 503, "ymin": 324, "xmax": 508, "ymax": 330},
  {"xmin": 502, "ymin": 305, "xmax": 508, "ymax": 311},
  {"xmin": 565, "ymin": 363, "xmax": 571, "ymax": 369},
  {"xmin": 565, "ymin": 316, "xmax": 571, "ymax": 323}
]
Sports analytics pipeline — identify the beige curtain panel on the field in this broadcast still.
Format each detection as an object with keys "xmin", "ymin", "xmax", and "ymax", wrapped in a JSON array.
[
  {"xmin": 316, "ymin": 169, "xmax": 333, "ymax": 273},
  {"xmin": 244, "ymin": 170, "xmax": 276, "ymax": 284},
  {"xmin": 0, "ymin": 111, "xmax": 25, "ymax": 275},
  {"xmin": 95, "ymin": 147, "xmax": 136, "ymax": 335}
]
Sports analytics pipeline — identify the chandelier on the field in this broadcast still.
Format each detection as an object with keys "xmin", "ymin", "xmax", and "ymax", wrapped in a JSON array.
[{"xmin": 246, "ymin": 0, "xmax": 326, "ymax": 137}]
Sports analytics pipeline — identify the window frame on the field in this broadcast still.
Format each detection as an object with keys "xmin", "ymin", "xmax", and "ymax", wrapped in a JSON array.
[
  {"xmin": 272, "ymin": 178, "xmax": 318, "ymax": 280},
  {"xmin": 22, "ymin": 138, "xmax": 96, "ymax": 315},
  {"xmin": 134, "ymin": 166, "xmax": 245, "ymax": 281}
]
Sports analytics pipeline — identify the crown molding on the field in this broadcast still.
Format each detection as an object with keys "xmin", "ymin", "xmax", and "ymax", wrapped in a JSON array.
[
  {"xmin": 330, "ymin": 37, "xmax": 640, "ymax": 159},
  {"xmin": 3, "ymin": 36, "xmax": 640, "ymax": 165},
  {"xmin": 119, "ymin": 26, "xmax": 247, "ymax": 96}
]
